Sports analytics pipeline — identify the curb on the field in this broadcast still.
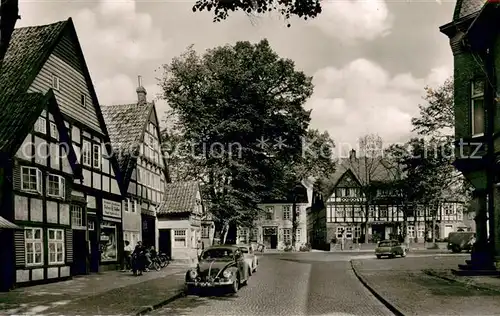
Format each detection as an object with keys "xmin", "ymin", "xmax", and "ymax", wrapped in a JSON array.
[
  {"xmin": 422, "ymin": 270, "xmax": 500, "ymax": 294},
  {"xmin": 136, "ymin": 289, "xmax": 186, "ymax": 315},
  {"xmin": 349, "ymin": 260, "xmax": 404, "ymax": 316}
]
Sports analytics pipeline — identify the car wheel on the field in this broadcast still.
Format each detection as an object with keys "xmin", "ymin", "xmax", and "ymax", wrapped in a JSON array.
[
  {"xmin": 376, "ymin": 255, "xmax": 381, "ymax": 259},
  {"xmin": 230, "ymin": 275, "xmax": 239, "ymax": 293},
  {"xmin": 389, "ymin": 254, "xmax": 395, "ymax": 259},
  {"xmin": 451, "ymin": 246, "xmax": 461, "ymax": 253},
  {"xmin": 401, "ymin": 249, "xmax": 407, "ymax": 257}
]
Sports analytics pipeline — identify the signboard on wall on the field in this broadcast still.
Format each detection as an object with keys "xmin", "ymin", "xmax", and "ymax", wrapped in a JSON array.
[{"xmin": 103, "ymin": 199, "xmax": 121, "ymax": 218}]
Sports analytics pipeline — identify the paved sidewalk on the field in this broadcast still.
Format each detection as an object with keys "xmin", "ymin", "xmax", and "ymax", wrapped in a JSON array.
[
  {"xmin": 351, "ymin": 256, "xmax": 500, "ymax": 315},
  {"xmin": 0, "ymin": 264, "xmax": 188, "ymax": 315}
]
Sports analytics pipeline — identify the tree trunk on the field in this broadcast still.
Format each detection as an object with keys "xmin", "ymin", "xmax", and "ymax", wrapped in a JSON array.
[
  {"xmin": 432, "ymin": 216, "xmax": 436, "ymax": 243},
  {"xmin": 221, "ymin": 222, "xmax": 229, "ymax": 244},
  {"xmin": 292, "ymin": 199, "xmax": 297, "ymax": 250}
]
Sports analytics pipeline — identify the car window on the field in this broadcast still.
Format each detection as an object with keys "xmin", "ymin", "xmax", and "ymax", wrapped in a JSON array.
[
  {"xmin": 201, "ymin": 248, "xmax": 234, "ymax": 260},
  {"xmin": 378, "ymin": 241, "xmax": 392, "ymax": 247}
]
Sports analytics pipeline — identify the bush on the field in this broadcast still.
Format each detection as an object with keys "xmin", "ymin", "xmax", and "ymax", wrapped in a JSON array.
[{"xmin": 299, "ymin": 243, "xmax": 311, "ymax": 252}]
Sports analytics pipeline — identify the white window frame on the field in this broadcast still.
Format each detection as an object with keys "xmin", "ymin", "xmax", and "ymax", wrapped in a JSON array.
[
  {"xmin": 201, "ymin": 225, "xmax": 209, "ymax": 238},
  {"xmin": 471, "ymin": 79, "xmax": 485, "ymax": 137},
  {"xmin": 408, "ymin": 226, "xmax": 415, "ymax": 238},
  {"xmin": 336, "ymin": 227, "xmax": 344, "ymax": 239},
  {"xmin": 47, "ymin": 173, "xmax": 65, "ymax": 198},
  {"xmin": 283, "ymin": 228, "xmax": 291, "ymax": 243},
  {"xmin": 48, "ymin": 228, "xmax": 65, "ymax": 264},
  {"xmin": 417, "ymin": 226, "xmax": 425, "ymax": 238},
  {"xmin": 123, "ymin": 199, "xmax": 130, "ymax": 212},
  {"xmin": 133, "ymin": 200, "xmax": 137, "ymax": 213},
  {"xmin": 173, "ymin": 229, "xmax": 187, "ymax": 248},
  {"xmin": 354, "ymin": 226, "xmax": 362, "ymax": 239},
  {"xmin": 88, "ymin": 220, "xmax": 95, "ymax": 231},
  {"xmin": 25, "ymin": 227, "xmax": 43, "ymax": 266},
  {"xmin": 82, "ymin": 140, "xmax": 91, "ymax": 167},
  {"xmin": 49, "ymin": 122, "xmax": 59, "ymax": 140},
  {"xmin": 21, "ymin": 166, "xmax": 42, "ymax": 194},
  {"xmin": 52, "ymin": 74, "xmax": 60, "ymax": 91},
  {"xmin": 34, "ymin": 117, "xmax": 46, "ymax": 134},
  {"xmin": 296, "ymin": 228, "xmax": 301, "ymax": 241},
  {"xmin": 71, "ymin": 205, "xmax": 84, "ymax": 228},
  {"xmin": 345, "ymin": 227, "xmax": 353, "ymax": 239},
  {"xmin": 93, "ymin": 144, "xmax": 101, "ymax": 170},
  {"xmin": 283, "ymin": 205, "xmax": 291, "ymax": 220},
  {"xmin": 265, "ymin": 206, "xmax": 274, "ymax": 220}
]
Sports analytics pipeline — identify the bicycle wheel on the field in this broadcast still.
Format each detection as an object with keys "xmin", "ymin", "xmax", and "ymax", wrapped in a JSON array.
[{"xmin": 153, "ymin": 260, "xmax": 161, "ymax": 271}]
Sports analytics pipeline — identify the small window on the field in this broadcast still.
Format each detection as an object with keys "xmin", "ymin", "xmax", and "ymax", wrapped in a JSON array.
[
  {"xmin": 47, "ymin": 173, "xmax": 65, "ymax": 198},
  {"xmin": 265, "ymin": 206, "xmax": 274, "ymax": 220},
  {"xmin": 48, "ymin": 229, "xmax": 65, "ymax": 264},
  {"xmin": 71, "ymin": 205, "xmax": 83, "ymax": 228},
  {"xmin": 93, "ymin": 144, "xmax": 101, "ymax": 169},
  {"xmin": 52, "ymin": 75, "xmax": 60, "ymax": 91},
  {"xmin": 34, "ymin": 117, "xmax": 46, "ymax": 134},
  {"xmin": 471, "ymin": 79, "xmax": 485, "ymax": 137},
  {"xmin": 50, "ymin": 122, "xmax": 59, "ymax": 140},
  {"xmin": 123, "ymin": 199, "xmax": 130, "ymax": 212},
  {"xmin": 81, "ymin": 94, "xmax": 87, "ymax": 108},
  {"xmin": 82, "ymin": 140, "xmax": 91, "ymax": 167},
  {"xmin": 25, "ymin": 228, "xmax": 43, "ymax": 266},
  {"xmin": 88, "ymin": 220, "xmax": 95, "ymax": 231},
  {"xmin": 174, "ymin": 229, "xmax": 187, "ymax": 248},
  {"xmin": 283, "ymin": 205, "xmax": 291, "ymax": 220},
  {"xmin": 21, "ymin": 166, "xmax": 42, "ymax": 194}
]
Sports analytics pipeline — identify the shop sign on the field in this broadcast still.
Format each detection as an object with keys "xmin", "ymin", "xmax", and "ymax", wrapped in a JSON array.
[{"xmin": 103, "ymin": 199, "xmax": 121, "ymax": 218}]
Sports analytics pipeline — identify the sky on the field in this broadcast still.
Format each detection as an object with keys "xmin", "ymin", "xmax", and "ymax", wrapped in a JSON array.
[{"xmin": 18, "ymin": 0, "xmax": 456, "ymax": 155}]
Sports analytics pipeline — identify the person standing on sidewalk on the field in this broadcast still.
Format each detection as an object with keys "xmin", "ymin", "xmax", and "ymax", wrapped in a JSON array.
[{"xmin": 122, "ymin": 240, "xmax": 132, "ymax": 272}]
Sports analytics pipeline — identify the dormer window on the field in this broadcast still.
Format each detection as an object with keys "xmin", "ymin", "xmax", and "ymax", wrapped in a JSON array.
[
  {"xmin": 52, "ymin": 75, "xmax": 60, "ymax": 91},
  {"xmin": 471, "ymin": 79, "xmax": 485, "ymax": 137}
]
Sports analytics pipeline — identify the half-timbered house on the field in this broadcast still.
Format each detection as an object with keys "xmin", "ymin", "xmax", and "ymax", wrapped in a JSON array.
[
  {"xmin": 308, "ymin": 149, "xmax": 469, "ymax": 250},
  {"xmin": 0, "ymin": 90, "xmax": 82, "ymax": 290},
  {"xmin": 102, "ymin": 80, "xmax": 169, "ymax": 250},
  {"xmin": 1, "ymin": 19, "xmax": 125, "ymax": 275}
]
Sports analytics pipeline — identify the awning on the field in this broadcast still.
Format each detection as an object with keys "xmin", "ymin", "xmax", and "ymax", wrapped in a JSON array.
[{"xmin": 0, "ymin": 216, "xmax": 21, "ymax": 229}]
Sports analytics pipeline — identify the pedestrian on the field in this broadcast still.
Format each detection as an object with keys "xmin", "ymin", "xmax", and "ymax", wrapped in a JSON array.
[
  {"xmin": 122, "ymin": 240, "xmax": 133, "ymax": 272},
  {"xmin": 132, "ymin": 241, "xmax": 145, "ymax": 276},
  {"xmin": 341, "ymin": 229, "xmax": 346, "ymax": 251}
]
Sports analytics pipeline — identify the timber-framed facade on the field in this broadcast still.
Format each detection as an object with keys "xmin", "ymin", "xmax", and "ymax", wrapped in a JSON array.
[{"xmin": 0, "ymin": 18, "xmax": 125, "ymax": 285}]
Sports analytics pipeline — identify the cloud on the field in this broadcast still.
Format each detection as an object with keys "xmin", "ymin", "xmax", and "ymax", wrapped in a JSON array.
[
  {"xmin": 311, "ymin": 0, "xmax": 392, "ymax": 43},
  {"xmin": 305, "ymin": 59, "xmax": 451, "ymax": 155}
]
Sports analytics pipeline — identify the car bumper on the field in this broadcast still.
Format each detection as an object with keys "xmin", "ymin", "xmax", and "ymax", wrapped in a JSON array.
[
  {"xmin": 186, "ymin": 279, "xmax": 233, "ymax": 287},
  {"xmin": 376, "ymin": 252, "xmax": 393, "ymax": 255}
]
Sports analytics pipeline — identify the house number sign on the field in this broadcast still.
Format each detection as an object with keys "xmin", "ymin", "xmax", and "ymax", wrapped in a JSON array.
[{"xmin": 103, "ymin": 199, "xmax": 121, "ymax": 218}]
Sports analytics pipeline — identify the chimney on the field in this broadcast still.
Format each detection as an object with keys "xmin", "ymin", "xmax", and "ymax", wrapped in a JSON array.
[
  {"xmin": 349, "ymin": 149, "xmax": 356, "ymax": 160},
  {"xmin": 136, "ymin": 75, "xmax": 147, "ymax": 104}
]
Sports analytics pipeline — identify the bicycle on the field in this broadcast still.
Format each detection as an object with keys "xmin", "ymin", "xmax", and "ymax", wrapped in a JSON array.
[
  {"xmin": 158, "ymin": 253, "xmax": 170, "ymax": 268},
  {"xmin": 147, "ymin": 256, "xmax": 161, "ymax": 271}
]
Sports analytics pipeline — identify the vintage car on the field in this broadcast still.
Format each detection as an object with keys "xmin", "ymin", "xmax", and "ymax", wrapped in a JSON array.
[
  {"xmin": 185, "ymin": 245, "xmax": 251, "ymax": 294},
  {"xmin": 236, "ymin": 244, "xmax": 258, "ymax": 274},
  {"xmin": 447, "ymin": 231, "xmax": 475, "ymax": 253},
  {"xmin": 375, "ymin": 239, "xmax": 407, "ymax": 259}
]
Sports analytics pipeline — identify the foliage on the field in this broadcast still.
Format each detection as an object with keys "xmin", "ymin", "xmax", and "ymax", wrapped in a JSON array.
[
  {"xmin": 411, "ymin": 77, "xmax": 454, "ymax": 137},
  {"xmin": 192, "ymin": 0, "xmax": 322, "ymax": 27},
  {"xmin": 158, "ymin": 39, "xmax": 313, "ymax": 235}
]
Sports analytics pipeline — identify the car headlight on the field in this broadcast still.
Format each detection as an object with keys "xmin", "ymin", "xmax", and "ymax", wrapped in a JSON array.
[
  {"xmin": 222, "ymin": 270, "xmax": 232, "ymax": 278},
  {"xmin": 189, "ymin": 269, "xmax": 197, "ymax": 279}
]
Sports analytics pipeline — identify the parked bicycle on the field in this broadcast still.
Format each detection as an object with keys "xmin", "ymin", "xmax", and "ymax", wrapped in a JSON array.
[{"xmin": 158, "ymin": 253, "xmax": 170, "ymax": 268}]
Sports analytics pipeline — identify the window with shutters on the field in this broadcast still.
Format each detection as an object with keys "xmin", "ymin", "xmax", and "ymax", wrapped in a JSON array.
[
  {"xmin": 47, "ymin": 174, "xmax": 65, "ymax": 198},
  {"xmin": 48, "ymin": 229, "xmax": 65, "ymax": 264},
  {"xmin": 21, "ymin": 166, "xmax": 42, "ymax": 194},
  {"xmin": 25, "ymin": 228, "xmax": 43, "ymax": 266}
]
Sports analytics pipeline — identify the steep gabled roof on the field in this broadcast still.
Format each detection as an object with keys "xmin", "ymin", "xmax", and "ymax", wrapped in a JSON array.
[
  {"xmin": 0, "ymin": 90, "xmax": 82, "ymax": 178},
  {"xmin": 454, "ymin": 0, "xmax": 487, "ymax": 21},
  {"xmin": 101, "ymin": 103, "xmax": 153, "ymax": 176},
  {"xmin": 158, "ymin": 181, "xmax": 200, "ymax": 216},
  {"xmin": 0, "ymin": 18, "xmax": 122, "ymax": 190}
]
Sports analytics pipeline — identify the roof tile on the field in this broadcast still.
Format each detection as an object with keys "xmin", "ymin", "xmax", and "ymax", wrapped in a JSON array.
[
  {"xmin": 101, "ymin": 103, "xmax": 153, "ymax": 173},
  {"xmin": 159, "ymin": 181, "xmax": 200, "ymax": 215}
]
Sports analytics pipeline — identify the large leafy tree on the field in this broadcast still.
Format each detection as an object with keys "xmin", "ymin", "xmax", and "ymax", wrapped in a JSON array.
[
  {"xmin": 159, "ymin": 39, "xmax": 313, "ymax": 243},
  {"xmin": 192, "ymin": 0, "xmax": 322, "ymax": 27}
]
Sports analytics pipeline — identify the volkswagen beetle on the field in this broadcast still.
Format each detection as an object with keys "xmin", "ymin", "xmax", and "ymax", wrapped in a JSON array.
[
  {"xmin": 185, "ymin": 245, "xmax": 251, "ymax": 294},
  {"xmin": 375, "ymin": 239, "xmax": 407, "ymax": 259}
]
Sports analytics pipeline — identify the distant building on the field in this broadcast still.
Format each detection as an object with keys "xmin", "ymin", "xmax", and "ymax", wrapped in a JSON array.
[
  {"xmin": 237, "ymin": 182, "xmax": 312, "ymax": 250},
  {"xmin": 308, "ymin": 150, "xmax": 469, "ymax": 250}
]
